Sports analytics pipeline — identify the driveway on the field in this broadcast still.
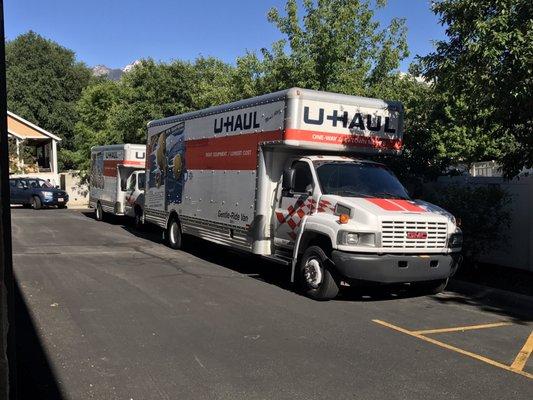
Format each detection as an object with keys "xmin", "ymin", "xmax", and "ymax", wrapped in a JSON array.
[{"xmin": 11, "ymin": 208, "xmax": 533, "ymax": 399}]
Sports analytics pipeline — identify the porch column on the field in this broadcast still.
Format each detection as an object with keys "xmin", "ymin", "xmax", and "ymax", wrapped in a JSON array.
[
  {"xmin": 51, "ymin": 139, "xmax": 58, "ymax": 174},
  {"xmin": 15, "ymin": 138, "xmax": 20, "ymax": 169}
]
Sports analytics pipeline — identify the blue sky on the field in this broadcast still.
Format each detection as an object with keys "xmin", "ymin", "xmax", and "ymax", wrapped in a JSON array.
[{"xmin": 5, "ymin": 0, "xmax": 446, "ymax": 71}]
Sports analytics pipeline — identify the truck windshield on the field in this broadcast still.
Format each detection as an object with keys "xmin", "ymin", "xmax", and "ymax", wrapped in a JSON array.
[{"xmin": 314, "ymin": 161, "xmax": 410, "ymax": 199}]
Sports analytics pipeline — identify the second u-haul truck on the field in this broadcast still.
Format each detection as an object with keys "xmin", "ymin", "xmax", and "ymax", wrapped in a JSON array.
[
  {"xmin": 145, "ymin": 88, "xmax": 462, "ymax": 300},
  {"xmin": 89, "ymin": 144, "xmax": 146, "ymax": 225}
]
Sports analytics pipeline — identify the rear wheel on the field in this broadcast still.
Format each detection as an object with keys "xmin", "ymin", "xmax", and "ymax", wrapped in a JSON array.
[
  {"xmin": 298, "ymin": 246, "xmax": 339, "ymax": 300},
  {"xmin": 166, "ymin": 217, "xmax": 182, "ymax": 250},
  {"xmin": 95, "ymin": 202, "xmax": 104, "ymax": 221},
  {"xmin": 31, "ymin": 196, "xmax": 42, "ymax": 210}
]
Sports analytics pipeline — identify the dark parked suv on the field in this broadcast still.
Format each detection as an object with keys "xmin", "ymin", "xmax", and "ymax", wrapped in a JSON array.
[{"xmin": 10, "ymin": 177, "xmax": 69, "ymax": 209}]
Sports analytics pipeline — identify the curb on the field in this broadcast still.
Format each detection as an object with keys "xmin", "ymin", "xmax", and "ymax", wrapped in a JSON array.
[
  {"xmin": 447, "ymin": 279, "xmax": 533, "ymax": 318},
  {"xmin": 65, "ymin": 205, "xmax": 90, "ymax": 210}
]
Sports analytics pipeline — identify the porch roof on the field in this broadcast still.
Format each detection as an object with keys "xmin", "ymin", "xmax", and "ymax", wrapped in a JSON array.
[{"xmin": 7, "ymin": 111, "xmax": 62, "ymax": 142}]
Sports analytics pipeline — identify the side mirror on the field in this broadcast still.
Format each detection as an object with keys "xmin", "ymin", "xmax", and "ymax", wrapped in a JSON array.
[{"xmin": 282, "ymin": 169, "xmax": 295, "ymax": 192}]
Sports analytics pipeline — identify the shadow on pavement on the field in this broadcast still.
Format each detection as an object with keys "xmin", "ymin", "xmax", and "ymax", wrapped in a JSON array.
[
  {"xmin": 430, "ymin": 286, "xmax": 533, "ymax": 324},
  {"xmin": 14, "ymin": 278, "xmax": 65, "ymax": 399},
  {"xmin": 79, "ymin": 210, "xmax": 533, "ymax": 315}
]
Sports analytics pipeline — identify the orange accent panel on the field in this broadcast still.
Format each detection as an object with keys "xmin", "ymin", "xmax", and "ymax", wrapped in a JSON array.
[
  {"xmin": 284, "ymin": 128, "xmax": 402, "ymax": 150},
  {"xmin": 185, "ymin": 130, "xmax": 283, "ymax": 170}
]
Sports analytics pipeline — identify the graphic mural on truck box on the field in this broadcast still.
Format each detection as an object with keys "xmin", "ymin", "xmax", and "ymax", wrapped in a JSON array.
[
  {"xmin": 146, "ymin": 121, "xmax": 186, "ymax": 210},
  {"xmin": 90, "ymin": 151, "xmax": 104, "ymax": 189},
  {"xmin": 165, "ymin": 122, "xmax": 186, "ymax": 205}
]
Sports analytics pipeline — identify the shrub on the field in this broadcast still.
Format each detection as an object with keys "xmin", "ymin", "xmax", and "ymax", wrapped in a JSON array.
[{"xmin": 423, "ymin": 183, "xmax": 511, "ymax": 264}]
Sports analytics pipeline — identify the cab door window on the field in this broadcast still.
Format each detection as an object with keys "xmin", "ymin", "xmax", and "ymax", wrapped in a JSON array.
[
  {"xmin": 292, "ymin": 161, "xmax": 314, "ymax": 194},
  {"xmin": 137, "ymin": 172, "xmax": 145, "ymax": 191},
  {"xmin": 128, "ymin": 174, "xmax": 136, "ymax": 191}
]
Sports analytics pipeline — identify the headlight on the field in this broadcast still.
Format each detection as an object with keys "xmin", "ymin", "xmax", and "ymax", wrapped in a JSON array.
[
  {"xmin": 338, "ymin": 232, "xmax": 376, "ymax": 247},
  {"xmin": 42, "ymin": 191, "xmax": 53, "ymax": 199},
  {"xmin": 449, "ymin": 232, "xmax": 463, "ymax": 248}
]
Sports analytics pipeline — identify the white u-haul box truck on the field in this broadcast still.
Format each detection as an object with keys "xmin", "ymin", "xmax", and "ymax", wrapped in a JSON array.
[
  {"xmin": 145, "ymin": 88, "xmax": 462, "ymax": 300},
  {"xmin": 89, "ymin": 144, "xmax": 146, "ymax": 225}
]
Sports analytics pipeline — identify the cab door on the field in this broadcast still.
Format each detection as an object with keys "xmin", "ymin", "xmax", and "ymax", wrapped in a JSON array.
[
  {"xmin": 274, "ymin": 160, "xmax": 318, "ymax": 248},
  {"xmin": 124, "ymin": 173, "xmax": 137, "ymax": 216}
]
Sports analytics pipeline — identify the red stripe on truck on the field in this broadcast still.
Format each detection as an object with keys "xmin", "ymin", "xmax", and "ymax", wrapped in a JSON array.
[
  {"xmin": 284, "ymin": 129, "xmax": 402, "ymax": 150},
  {"xmin": 103, "ymin": 160, "xmax": 146, "ymax": 176},
  {"xmin": 390, "ymin": 199, "xmax": 426, "ymax": 212},
  {"xmin": 185, "ymin": 130, "xmax": 283, "ymax": 170},
  {"xmin": 367, "ymin": 198, "xmax": 426, "ymax": 212},
  {"xmin": 366, "ymin": 198, "xmax": 404, "ymax": 211}
]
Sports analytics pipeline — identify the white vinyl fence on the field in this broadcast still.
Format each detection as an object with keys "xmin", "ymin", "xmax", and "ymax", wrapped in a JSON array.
[{"xmin": 430, "ymin": 175, "xmax": 533, "ymax": 272}]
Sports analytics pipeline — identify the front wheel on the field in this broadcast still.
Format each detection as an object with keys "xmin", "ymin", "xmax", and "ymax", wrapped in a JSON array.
[
  {"xmin": 298, "ymin": 246, "xmax": 339, "ymax": 301},
  {"xmin": 95, "ymin": 202, "xmax": 104, "ymax": 221},
  {"xmin": 31, "ymin": 196, "xmax": 42, "ymax": 210},
  {"xmin": 166, "ymin": 217, "xmax": 183, "ymax": 250}
]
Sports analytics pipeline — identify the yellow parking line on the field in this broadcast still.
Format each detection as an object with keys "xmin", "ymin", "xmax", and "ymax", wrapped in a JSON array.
[
  {"xmin": 511, "ymin": 331, "xmax": 533, "ymax": 372},
  {"xmin": 412, "ymin": 322, "xmax": 511, "ymax": 335},
  {"xmin": 373, "ymin": 319, "xmax": 533, "ymax": 380}
]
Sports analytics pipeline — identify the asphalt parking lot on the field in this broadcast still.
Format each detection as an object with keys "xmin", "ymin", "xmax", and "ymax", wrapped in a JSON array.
[{"xmin": 11, "ymin": 208, "xmax": 533, "ymax": 399}]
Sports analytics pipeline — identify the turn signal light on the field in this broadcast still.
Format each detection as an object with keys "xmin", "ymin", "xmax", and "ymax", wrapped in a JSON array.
[{"xmin": 339, "ymin": 214, "xmax": 350, "ymax": 224}]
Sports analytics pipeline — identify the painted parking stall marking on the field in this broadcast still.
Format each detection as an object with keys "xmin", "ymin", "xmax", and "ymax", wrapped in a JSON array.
[{"xmin": 373, "ymin": 319, "xmax": 533, "ymax": 380}]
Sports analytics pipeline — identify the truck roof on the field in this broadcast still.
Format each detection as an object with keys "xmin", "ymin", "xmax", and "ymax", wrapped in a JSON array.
[
  {"xmin": 148, "ymin": 87, "xmax": 402, "ymax": 128},
  {"xmin": 304, "ymin": 155, "xmax": 381, "ymax": 164}
]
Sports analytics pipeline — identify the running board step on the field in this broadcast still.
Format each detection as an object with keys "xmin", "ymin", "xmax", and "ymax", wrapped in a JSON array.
[{"xmin": 262, "ymin": 255, "xmax": 292, "ymax": 266}]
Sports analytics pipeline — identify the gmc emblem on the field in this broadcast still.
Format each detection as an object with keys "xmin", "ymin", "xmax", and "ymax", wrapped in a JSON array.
[{"xmin": 407, "ymin": 231, "xmax": 428, "ymax": 239}]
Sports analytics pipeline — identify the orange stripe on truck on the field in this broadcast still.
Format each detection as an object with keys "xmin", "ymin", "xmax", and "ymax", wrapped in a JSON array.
[
  {"xmin": 185, "ymin": 130, "xmax": 283, "ymax": 170},
  {"xmin": 284, "ymin": 129, "xmax": 402, "ymax": 150}
]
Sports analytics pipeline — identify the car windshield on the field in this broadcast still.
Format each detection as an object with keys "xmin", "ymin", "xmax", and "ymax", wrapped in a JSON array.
[{"xmin": 314, "ymin": 161, "xmax": 410, "ymax": 199}]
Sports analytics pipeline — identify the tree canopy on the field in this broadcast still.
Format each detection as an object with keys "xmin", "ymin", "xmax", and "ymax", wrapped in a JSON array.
[
  {"xmin": 420, "ymin": 0, "xmax": 533, "ymax": 177},
  {"xmin": 6, "ymin": 31, "xmax": 93, "ymax": 167},
  {"xmin": 6, "ymin": 1, "xmax": 530, "ymax": 179}
]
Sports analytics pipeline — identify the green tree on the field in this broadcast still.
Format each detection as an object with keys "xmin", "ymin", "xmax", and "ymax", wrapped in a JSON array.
[
  {"xmin": 65, "ymin": 79, "xmax": 122, "ymax": 173},
  {"xmin": 419, "ymin": 0, "xmax": 533, "ymax": 177},
  {"xmin": 6, "ymin": 31, "xmax": 93, "ymax": 167},
  {"xmin": 245, "ymin": 0, "xmax": 408, "ymax": 94}
]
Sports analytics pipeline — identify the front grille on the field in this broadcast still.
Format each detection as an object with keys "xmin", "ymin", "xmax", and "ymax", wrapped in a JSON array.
[{"xmin": 381, "ymin": 220, "xmax": 448, "ymax": 249}]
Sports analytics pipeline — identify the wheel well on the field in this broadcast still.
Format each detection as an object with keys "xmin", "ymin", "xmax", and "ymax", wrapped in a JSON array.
[
  {"xmin": 166, "ymin": 211, "xmax": 179, "ymax": 228},
  {"xmin": 298, "ymin": 231, "xmax": 332, "ymax": 256}
]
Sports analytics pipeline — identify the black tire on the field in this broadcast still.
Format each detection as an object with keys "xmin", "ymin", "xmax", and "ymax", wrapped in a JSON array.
[
  {"xmin": 95, "ymin": 202, "xmax": 104, "ymax": 221},
  {"xmin": 31, "ymin": 196, "xmax": 42, "ymax": 210},
  {"xmin": 58, "ymin": 204, "xmax": 67, "ymax": 209},
  {"xmin": 166, "ymin": 216, "xmax": 182, "ymax": 250},
  {"xmin": 134, "ymin": 207, "xmax": 144, "ymax": 229},
  {"xmin": 414, "ymin": 278, "xmax": 448, "ymax": 295},
  {"xmin": 298, "ymin": 246, "xmax": 339, "ymax": 300}
]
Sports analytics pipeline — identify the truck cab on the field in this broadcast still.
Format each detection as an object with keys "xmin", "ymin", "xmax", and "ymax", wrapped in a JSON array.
[
  {"xmin": 124, "ymin": 170, "xmax": 146, "ymax": 224},
  {"xmin": 275, "ymin": 155, "xmax": 462, "ymax": 300}
]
